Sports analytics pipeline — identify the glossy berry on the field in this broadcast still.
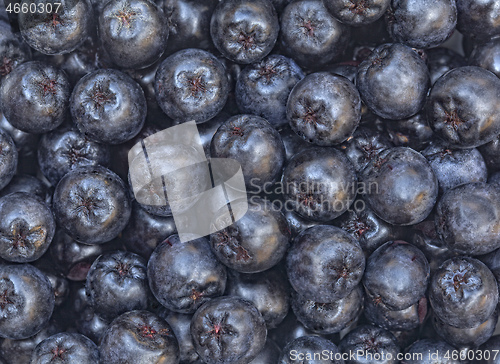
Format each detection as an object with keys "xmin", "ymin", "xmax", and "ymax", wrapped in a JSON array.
[
  {"xmin": 19, "ymin": 0, "xmax": 93, "ymax": 55},
  {"xmin": 0, "ymin": 28, "xmax": 31, "ymax": 79},
  {"xmin": 86, "ymin": 251, "xmax": 152, "ymax": 319},
  {"xmin": 432, "ymin": 310, "xmax": 498, "ymax": 348},
  {"xmin": 280, "ymin": 0, "xmax": 350, "ymax": 69},
  {"xmin": 99, "ymin": 310, "xmax": 179, "ymax": 364},
  {"xmin": 386, "ymin": 0, "xmax": 457, "ymax": 49},
  {"xmin": 421, "ymin": 143, "xmax": 487, "ymax": 193},
  {"xmin": 287, "ymin": 225, "xmax": 365, "ymax": 303},
  {"xmin": 435, "ymin": 183, "xmax": 500, "ymax": 255},
  {"xmin": 0, "ymin": 192, "xmax": 55, "ymax": 263},
  {"xmin": 148, "ymin": 235, "xmax": 227, "ymax": 314},
  {"xmin": 37, "ymin": 128, "xmax": 110, "ymax": 186},
  {"xmin": 210, "ymin": 0, "xmax": 279, "ymax": 64},
  {"xmin": 427, "ymin": 47, "xmax": 466, "ymax": 85},
  {"xmin": 30, "ymin": 332, "xmax": 99, "ymax": 364},
  {"xmin": 339, "ymin": 325, "xmax": 400, "ymax": 364},
  {"xmin": 210, "ymin": 198, "xmax": 290, "ymax": 273},
  {"xmin": 0, "ymin": 127, "xmax": 17, "ymax": 190},
  {"xmin": 53, "ymin": 166, "xmax": 131, "ymax": 245},
  {"xmin": 291, "ymin": 284, "xmax": 363, "ymax": 334},
  {"xmin": 236, "ymin": 55, "xmax": 304, "ymax": 129},
  {"xmin": 363, "ymin": 241, "xmax": 429, "ymax": 310},
  {"xmin": 163, "ymin": 312, "xmax": 199, "ymax": 363},
  {"xmin": 225, "ymin": 268, "xmax": 290, "ymax": 329},
  {"xmin": 121, "ymin": 201, "xmax": 177, "ymax": 259},
  {"xmin": 98, "ymin": 0, "xmax": 168, "ymax": 69},
  {"xmin": 361, "ymin": 147, "xmax": 438, "ymax": 226},
  {"xmin": 364, "ymin": 293, "xmax": 427, "ymax": 331},
  {"xmin": 456, "ymin": 0, "xmax": 500, "ymax": 39},
  {"xmin": 469, "ymin": 38, "xmax": 500, "ymax": 78},
  {"xmin": 0, "ymin": 174, "xmax": 50, "ymax": 203},
  {"xmin": 403, "ymin": 339, "xmax": 461, "ymax": 364},
  {"xmin": 210, "ymin": 115, "xmax": 285, "ymax": 191},
  {"xmin": 426, "ymin": 66, "xmax": 500, "ymax": 148},
  {"xmin": 356, "ymin": 43, "xmax": 430, "ymax": 120},
  {"xmin": 323, "ymin": 0, "xmax": 391, "ymax": 26},
  {"xmin": 49, "ymin": 230, "xmax": 118, "ymax": 281},
  {"xmin": 429, "ymin": 257, "xmax": 498, "ymax": 328},
  {"xmin": 70, "ymin": 69, "xmax": 146, "ymax": 144},
  {"xmin": 0, "ymin": 61, "xmax": 70, "ymax": 133},
  {"xmin": 281, "ymin": 147, "xmax": 357, "ymax": 221},
  {"xmin": 190, "ymin": 296, "xmax": 267, "ymax": 364},
  {"xmin": 341, "ymin": 126, "xmax": 392, "ymax": 173},
  {"xmin": 154, "ymin": 48, "xmax": 229, "ymax": 123},
  {"xmin": 163, "ymin": 0, "xmax": 218, "ymax": 53},
  {"xmin": 287, "ymin": 72, "xmax": 361, "ymax": 146},
  {"xmin": 280, "ymin": 336, "xmax": 343, "ymax": 364},
  {"xmin": 0, "ymin": 264, "xmax": 54, "ymax": 340}
]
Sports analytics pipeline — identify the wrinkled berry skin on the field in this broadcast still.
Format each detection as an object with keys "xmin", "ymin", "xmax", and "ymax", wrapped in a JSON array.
[
  {"xmin": 148, "ymin": 235, "xmax": 227, "ymax": 314},
  {"xmin": 323, "ymin": 0, "xmax": 391, "ymax": 26},
  {"xmin": 53, "ymin": 166, "xmax": 131, "ymax": 245},
  {"xmin": 225, "ymin": 268, "xmax": 290, "ymax": 329},
  {"xmin": 190, "ymin": 296, "xmax": 267, "ymax": 364},
  {"xmin": 363, "ymin": 241, "xmax": 430, "ymax": 310},
  {"xmin": 99, "ymin": 0, "xmax": 168, "ymax": 69},
  {"xmin": 99, "ymin": 310, "xmax": 179, "ymax": 364},
  {"xmin": 37, "ymin": 128, "xmax": 110, "ymax": 186},
  {"xmin": 280, "ymin": 0, "xmax": 350, "ymax": 69},
  {"xmin": 281, "ymin": 147, "xmax": 357, "ymax": 221},
  {"xmin": 356, "ymin": 43, "xmax": 430, "ymax": 120},
  {"xmin": 456, "ymin": 0, "xmax": 500, "ymax": 39},
  {"xmin": 432, "ymin": 309, "xmax": 498, "ymax": 348},
  {"xmin": 154, "ymin": 49, "xmax": 229, "ymax": 123},
  {"xmin": 86, "ymin": 251, "xmax": 151, "ymax": 320},
  {"xmin": 426, "ymin": 66, "xmax": 500, "ymax": 149},
  {"xmin": 210, "ymin": 198, "xmax": 290, "ymax": 273},
  {"xmin": 0, "ymin": 128, "xmax": 17, "ymax": 190},
  {"xmin": 403, "ymin": 339, "xmax": 461, "ymax": 364},
  {"xmin": 287, "ymin": 225, "xmax": 365, "ymax": 303},
  {"xmin": 469, "ymin": 38, "xmax": 500, "ymax": 78},
  {"xmin": 30, "ymin": 332, "xmax": 99, "ymax": 364},
  {"xmin": 70, "ymin": 69, "xmax": 146, "ymax": 144},
  {"xmin": 18, "ymin": 0, "xmax": 93, "ymax": 55},
  {"xmin": 361, "ymin": 147, "xmax": 438, "ymax": 226},
  {"xmin": 210, "ymin": 0, "xmax": 279, "ymax": 64},
  {"xmin": 280, "ymin": 336, "xmax": 343, "ymax": 364},
  {"xmin": 0, "ymin": 264, "xmax": 54, "ymax": 340},
  {"xmin": 429, "ymin": 257, "xmax": 498, "ymax": 328},
  {"xmin": 163, "ymin": 0, "xmax": 218, "ymax": 53},
  {"xmin": 211, "ymin": 115, "xmax": 285, "ymax": 191},
  {"xmin": 236, "ymin": 55, "xmax": 304, "ymax": 129},
  {"xmin": 421, "ymin": 143, "xmax": 487, "ymax": 194},
  {"xmin": 291, "ymin": 284, "xmax": 363, "ymax": 334},
  {"xmin": 287, "ymin": 72, "xmax": 361, "ymax": 146},
  {"xmin": 339, "ymin": 325, "xmax": 400, "ymax": 364},
  {"xmin": 0, "ymin": 192, "xmax": 55, "ymax": 263},
  {"xmin": 435, "ymin": 183, "xmax": 500, "ymax": 256},
  {"xmin": 0, "ymin": 61, "xmax": 70, "ymax": 133},
  {"xmin": 386, "ymin": 0, "xmax": 457, "ymax": 49}
]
